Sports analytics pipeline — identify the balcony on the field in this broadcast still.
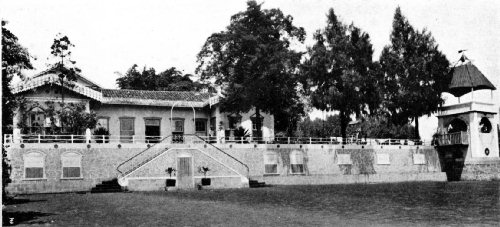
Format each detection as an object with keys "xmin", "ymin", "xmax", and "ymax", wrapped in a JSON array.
[{"xmin": 436, "ymin": 131, "xmax": 469, "ymax": 146}]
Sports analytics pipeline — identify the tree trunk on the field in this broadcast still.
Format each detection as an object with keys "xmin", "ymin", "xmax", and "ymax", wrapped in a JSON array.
[
  {"xmin": 414, "ymin": 116, "xmax": 420, "ymax": 139},
  {"xmin": 340, "ymin": 111, "xmax": 348, "ymax": 143},
  {"xmin": 59, "ymin": 77, "xmax": 65, "ymax": 133},
  {"xmin": 255, "ymin": 108, "xmax": 262, "ymax": 139}
]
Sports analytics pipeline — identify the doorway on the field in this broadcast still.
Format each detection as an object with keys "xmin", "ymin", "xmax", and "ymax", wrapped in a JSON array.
[
  {"xmin": 177, "ymin": 155, "xmax": 193, "ymax": 189},
  {"xmin": 145, "ymin": 118, "xmax": 161, "ymax": 143}
]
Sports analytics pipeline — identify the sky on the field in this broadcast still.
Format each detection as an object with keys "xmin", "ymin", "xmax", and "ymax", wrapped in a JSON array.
[{"xmin": 2, "ymin": 0, "xmax": 499, "ymax": 140}]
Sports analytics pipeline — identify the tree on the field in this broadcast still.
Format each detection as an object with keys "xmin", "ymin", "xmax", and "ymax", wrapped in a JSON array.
[
  {"xmin": 2, "ymin": 20, "xmax": 33, "ymax": 202},
  {"xmin": 116, "ymin": 64, "xmax": 208, "ymax": 91},
  {"xmin": 302, "ymin": 9, "xmax": 378, "ymax": 140},
  {"xmin": 196, "ymin": 1, "xmax": 306, "ymax": 138},
  {"xmin": 380, "ymin": 7, "xmax": 449, "ymax": 139},
  {"xmin": 45, "ymin": 34, "xmax": 81, "ymax": 105},
  {"xmin": 57, "ymin": 103, "xmax": 98, "ymax": 135}
]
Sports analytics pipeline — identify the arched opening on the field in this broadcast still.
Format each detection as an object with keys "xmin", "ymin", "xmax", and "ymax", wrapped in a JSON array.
[
  {"xmin": 447, "ymin": 118, "xmax": 468, "ymax": 133},
  {"xmin": 24, "ymin": 151, "xmax": 46, "ymax": 179},
  {"xmin": 479, "ymin": 117, "xmax": 492, "ymax": 133}
]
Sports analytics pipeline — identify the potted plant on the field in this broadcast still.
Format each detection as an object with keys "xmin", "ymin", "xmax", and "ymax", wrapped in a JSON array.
[
  {"xmin": 198, "ymin": 166, "xmax": 211, "ymax": 186},
  {"xmin": 233, "ymin": 126, "xmax": 250, "ymax": 144},
  {"xmin": 165, "ymin": 167, "xmax": 176, "ymax": 187},
  {"xmin": 94, "ymin": 127, "xmax": 110, "ymax": 143}
]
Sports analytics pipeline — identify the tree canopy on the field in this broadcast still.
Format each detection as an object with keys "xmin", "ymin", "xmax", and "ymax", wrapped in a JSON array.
[
  {"xmin": 116, "ymin": 64, "xmax": 207, "ymax": 91},
  {"xmin": 2, "ymin": 20, "xmax": 33, "ymax": 133},
  {"xmin": 380, "ymin": 7, "xmax": 449, "ymax": 138},
  {"xmin": 196, "ymin": 0, "xmax": 306, "ymax": 137},
  {"xmin": 302, "ymin": 9, "xmax": 379, "ymax": 139},
  {"xmin": 45, "ymin": 34, "xmax": 82, "ymax": 104},
  {"xmin": 2, "ymin": 20, "xmax": 33, "ymax": 202}
]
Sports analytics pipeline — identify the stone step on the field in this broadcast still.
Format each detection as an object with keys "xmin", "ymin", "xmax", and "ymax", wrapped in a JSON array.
[{"xmin": 90, "ymin": 178, "xmax": 123, "ymax": 193}]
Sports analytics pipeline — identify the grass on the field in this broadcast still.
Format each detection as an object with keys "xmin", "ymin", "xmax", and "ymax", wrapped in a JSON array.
[{"xmin": 3, "ymin": 182, "xmax": 499, "ymax": 226}]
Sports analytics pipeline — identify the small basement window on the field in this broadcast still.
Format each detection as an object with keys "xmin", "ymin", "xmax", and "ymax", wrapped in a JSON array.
[
  {"xmin": 290, "ymin": 151, "xmax": 305, "ymax": 174},
  {"xmin": 61, "ymin": 152, "xmax": 82, "ymax": 178},
  {"xmin": 264, "ymin": 153, "xmax": 278, "ymax": 174},
  {"xmin": 24, "ymin": 152, "xmax": 45, "ymax": 179}
]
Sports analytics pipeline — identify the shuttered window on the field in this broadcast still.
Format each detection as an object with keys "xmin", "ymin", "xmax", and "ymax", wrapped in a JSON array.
[
  {"xmin": 61, "ymin": 152, "xmax": 82, "ymax": 178},
  {"xmin": 24, "ymin": 152, "xmax": 45, "ymax": 179},
  {"xmin": 264, "ymin": 153, "xmax": 278, "ymax": 174},
  {"xmin": 290, "ymin": 151, "xmax": 305, "ymax": 174}
]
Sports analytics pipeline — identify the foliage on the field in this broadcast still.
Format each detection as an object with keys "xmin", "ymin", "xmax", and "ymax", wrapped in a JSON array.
[
  {"xmin": 45, "ymin": 34, "xmax": 81, "ymax": 104},
  {"xmin": 2, "ymin": 20, "xmax": 34, "ymax": 202},
  {"xmin": 116, "ymin": 64, "xmax": 209, "ymax": 91},
  {"xmin": 379, "ymin": 7, "xmax": 450, "ymax": 138},
  {"xmin": 354, "ymin": 115, "xmax": 416, "ymax": 139},
  {"xmin": 2, "ymin": 20, "xmax": 33, "ymax": 134},
  {"xmin": 93, "ymin": 127, "xmax": 110, "ymax": 143},
  {"xmin": 295, "ymin": 115, "xmax": 416, "ymax": 139},
  {"xmin": 302, "ymin": 8, "xmax": 380, "ymax": 139},
  {"xmin": 350, "ymin": 150, "xmax": 376, "ymax": 175},
  {"xmin": 198, "ymin": 166, "xmax": 210, "ymax": 178},
  {"xmin": 295, "ymin": 115, "xmax": 341, "ymax": 138},
  {"xmin": 58, "ymin": 103, "xmax": 98, "ymax": 134},
  {"xmin": 196, "ymin": 1, "xmax": 306, "ymax": 138},
  {"xmin": 165, "ymin": 167, "xmax": 176, "ymax": 177},
  {"xmin": 274, "ymin": 101, "xmax": 307, "ymax": 137},
  {"xmin": 93, "ymin": 127, "xmax": 110, "ymax": 136},
  {"xmin": 233, "ymin": 126, "xmax": 250, "ymax": 141}
]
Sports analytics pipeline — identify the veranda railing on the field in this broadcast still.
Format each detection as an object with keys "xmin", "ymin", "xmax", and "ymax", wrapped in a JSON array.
[{"xmin": 3, "ymin": 133, "xmax": 430, "ymax": 146}]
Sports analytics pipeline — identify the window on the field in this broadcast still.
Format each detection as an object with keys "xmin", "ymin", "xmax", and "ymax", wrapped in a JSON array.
[
  {"xmin": 264, "ymin": 153, "xmax": 278, "ymax": 174},
  {"xmin": 210, "ymin": 117, "xmax": 216, "ymax": 133},
  {"xmin": 120, "ymin": 118, "xmax": 135, "ymax": 143},
  {"xmin": 290, "ymin": 151, "xmax": 305, "ymax": 174},
  {"xmin": 251, "ymin": 116, "xmax": 264, "ymax": 137},
  {"xmin": 26, "ymin": 107, "xmax": 46, "ymax": 134},
  {"xmin": 173, "ymin": 119, "xmax": 184, "ymax": 132},
  {"xmin": 195, "ymin": 119, "xmax": 207, "ymax": 132},
  {"xmin": 228, "ymin": 115, "xmax": 241, "ymax": 129},
  {"xmin": 145, "ymin": 118, "xmax": 161, "ymax": 143},
  {"xmin": 97, "ymin": 117, "xmax": 109, "ymax": 130},
  {"xmin": 61, "ymin": 152, "xmax": 82, "ymax": 178},
  {"xmin": 24, "ymin": 152, "xmax": 45, "ymax": 179}
]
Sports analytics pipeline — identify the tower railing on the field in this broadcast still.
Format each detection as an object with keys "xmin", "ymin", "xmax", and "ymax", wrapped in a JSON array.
[{"xmin": 436, "ymin": 131, "xmax": 469, "ymax": 146}]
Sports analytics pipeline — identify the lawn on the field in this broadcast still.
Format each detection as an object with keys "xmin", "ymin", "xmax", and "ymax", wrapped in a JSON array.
[{"xmin": 3, "ymin": 182, "xmax": 499, "ymax": 226}]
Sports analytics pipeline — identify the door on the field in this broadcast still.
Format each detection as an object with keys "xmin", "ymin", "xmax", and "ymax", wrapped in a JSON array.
[
  {"xmin": 177, "ymin": 156, "xmax": 193, "ymax": 188},
  {"xmin": 195, "ymin": 119, "xmax": 207, "ymax": 137},
  {"xmin": 120, "ymin": 118, "xmax": 134, "ymax": 143},
  {"xmin": 145, "ymin": 119, "xmax": 161, "ymax": 143}
]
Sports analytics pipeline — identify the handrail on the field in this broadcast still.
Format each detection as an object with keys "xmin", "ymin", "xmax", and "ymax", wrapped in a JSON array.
[
  {"xmin": 116, "ymin": 134, "xmax": 250, "ymax": 179},
  {"xmin": 116, "ymin": 135, "xmax": 173, "ymax": 176},
  {"xmin": 436, "ymin": 131, "xmax": 469, "ymax": 146},
  {"xmin": 4, "ymin": 133, "xmax": 430, "ymax": 146},
  {"xmin": 188, "ymin": 134, "xmax": 250, "ymax": 178}
]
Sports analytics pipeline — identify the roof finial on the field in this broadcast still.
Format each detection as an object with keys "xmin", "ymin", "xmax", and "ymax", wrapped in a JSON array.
[{"xmin": 458, "ymin": 49, "xmax": 468, "ymax": 63}]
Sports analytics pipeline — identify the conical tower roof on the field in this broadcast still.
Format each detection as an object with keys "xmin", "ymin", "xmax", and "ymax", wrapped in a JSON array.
[{"xmin": 447, "ymin": 62, "xmax": 496, "ymax": 97}]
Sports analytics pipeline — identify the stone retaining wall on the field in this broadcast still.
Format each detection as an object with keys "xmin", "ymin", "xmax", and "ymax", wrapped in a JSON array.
[{"xmin": 5, "ymin": 143, "xmax": 448, "ymax": 194}]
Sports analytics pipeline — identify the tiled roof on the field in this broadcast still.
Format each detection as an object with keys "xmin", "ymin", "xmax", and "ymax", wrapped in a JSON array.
[
  {"xmin": 11, "ymin": 74, "xmax": 102, "ymax": 100},
  {"xmin": 448, "ymin": 63, "xmax": 496, "ymax": 97},
  {"xmin": 101, "ymin": 89, "xmax": 212, "ymax": 102},
  {"xmin": 100, "ymin": 89, "xmax": 217, "ymax": 107}
]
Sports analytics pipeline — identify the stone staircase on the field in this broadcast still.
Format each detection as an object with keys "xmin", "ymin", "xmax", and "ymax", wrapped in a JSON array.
[
  {"xmin": 91, "ymin": 178, "xmax": 123, "ymax": 193},
  {"xmin": 249, "ymin": 179, "xmax": 266, "ymax": 188}
]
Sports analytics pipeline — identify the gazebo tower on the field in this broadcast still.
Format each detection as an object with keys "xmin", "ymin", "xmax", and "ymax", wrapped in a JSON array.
[{"xmin": 436, "ymin": 54, "xmax": 499, "ymax": 180}]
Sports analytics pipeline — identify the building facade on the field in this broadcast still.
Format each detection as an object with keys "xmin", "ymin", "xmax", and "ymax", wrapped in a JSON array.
[{"xmin": 9, "ymin": 71, "xmax": 275, "ymax": 143}]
